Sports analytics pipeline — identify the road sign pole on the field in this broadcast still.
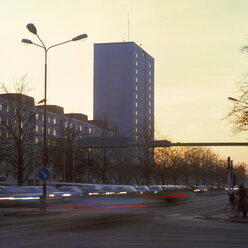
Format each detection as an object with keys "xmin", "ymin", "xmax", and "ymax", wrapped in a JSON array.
[
  {"xmin": 38, "ymin": 168, "xmax": 50, "ymax": 211},
  {"xmin": 40, "ymin": 180, "xmax": 47, "ymax": 211}
]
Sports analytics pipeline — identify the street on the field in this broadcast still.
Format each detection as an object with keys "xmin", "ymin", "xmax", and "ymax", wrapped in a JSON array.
[{"xmin": 1, "ymin": 193, "xmax": 248, "ymax": 248}]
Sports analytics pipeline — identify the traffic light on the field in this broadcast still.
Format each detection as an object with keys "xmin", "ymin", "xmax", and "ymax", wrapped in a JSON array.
[{"xmin": 42, "ymin": 152, "xmax": 48, "ymax": 164}]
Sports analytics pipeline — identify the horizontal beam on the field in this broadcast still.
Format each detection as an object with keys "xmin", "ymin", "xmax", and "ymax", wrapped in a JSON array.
[
  {"xmin": 78, "ymin": 140, "xmax": 248, "ymax": 148},
  {"xmin": 170, "ymin": 142, "xmax": 248, "ymax": 147}
]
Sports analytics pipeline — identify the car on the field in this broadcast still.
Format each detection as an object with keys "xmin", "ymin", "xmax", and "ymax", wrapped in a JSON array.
[
  {"xmin": 58, "ymin": 186, "xmax": 83, "ymax": 197},
  {"xmin": 43, "ymin": 186, "xmax": 72, "ymax": 198},
  {"xmin": 81, "ymin": 184, "xmax": 103, "ymax": 196},
  {"xmin": 134, "ymin": 185, "xmax": 149, "ymax": 195},
  {"xmin": 148, "ymin": 185, "xmax": 163, "ymax": 194},
  {"xmin": 194, "ymin": 185, "xmax": 208, "ymax": 193}
]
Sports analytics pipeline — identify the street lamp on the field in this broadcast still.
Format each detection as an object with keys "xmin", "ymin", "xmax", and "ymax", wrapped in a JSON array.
[{"xmin": 22, "ymin": 23, "xmax": 87, "ymax": 199}]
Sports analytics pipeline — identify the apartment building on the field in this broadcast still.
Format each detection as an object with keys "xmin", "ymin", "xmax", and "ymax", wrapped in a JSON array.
[
  {"xmin": 93, "ymin": 42, "xmax": 154, "ymax": 142},
  {"xmin": 0, "ymin": 93, "xmax": 105, "ymax": 184}
]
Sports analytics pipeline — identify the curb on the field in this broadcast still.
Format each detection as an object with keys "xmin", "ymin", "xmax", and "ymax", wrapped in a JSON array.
[{"xmin": 228, "ymin": 217, "xmax": 248, "ymax": 223}]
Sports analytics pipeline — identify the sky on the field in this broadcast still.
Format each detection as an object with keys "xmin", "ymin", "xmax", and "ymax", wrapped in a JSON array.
[{"xmin": 1, "ymin": 0, "xmax": 248, "ymax": 165}]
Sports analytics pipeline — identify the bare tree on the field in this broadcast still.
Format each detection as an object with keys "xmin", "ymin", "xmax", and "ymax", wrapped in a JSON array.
[
  {"xmin": 0, "ymin": 76, "xmax": 38, "ymax": 185},
  {"xmin": 225, "ymin": 44, "xmax": 248, "ymax": 134},
  {"xmin": 134, "ymin": 122, "xmax": 154, "ymax": 185},
  {"xmin": 91, "ymin": 127, "xmax": 115, "ymax": 184},
  {"xmin": 225, "ymin": 83, "xmax": 248, "ymax": 134}
]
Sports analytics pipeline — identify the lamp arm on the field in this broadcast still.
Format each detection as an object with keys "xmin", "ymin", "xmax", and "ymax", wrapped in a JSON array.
[{"xmin": 47, "ymin": 40, "xmax": 72, "ymax": 51}]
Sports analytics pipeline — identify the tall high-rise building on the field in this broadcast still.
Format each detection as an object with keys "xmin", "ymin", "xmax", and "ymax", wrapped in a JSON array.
[{"xmin": 93, "ymin": 42, "xmax": 154, "ymax": 141}]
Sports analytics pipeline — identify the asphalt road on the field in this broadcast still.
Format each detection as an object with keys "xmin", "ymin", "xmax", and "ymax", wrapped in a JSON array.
[{"xmin": 1, "ymin": 192, "xmax": 248, "ymax": 248}]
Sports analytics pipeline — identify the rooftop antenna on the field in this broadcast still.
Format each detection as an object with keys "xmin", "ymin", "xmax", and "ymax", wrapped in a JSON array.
[{"xmin": 128, "ymin": 13, "xmax": 130, "ymax": 41}]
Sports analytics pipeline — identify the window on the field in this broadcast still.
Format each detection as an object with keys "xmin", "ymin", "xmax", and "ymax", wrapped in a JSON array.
[
  {"xmin": 136, "ymin": 86, "xmax": 138, "ymax": 91},
  {"xmin": 136, "ymin": 119, "xmax": 138, "ymax": 124},
  {"xmin": 149, "ymin": 78, "xmax": 152, "ymax": 83},
  {"xmin": 6, "ymin": 105, "xmax": 10, "ymax": 112},
  {"xmin": 149, "ymin": 101, "xmax": 152, "ymax": 106},
  {"xmin": 135, "ymin": 102, "xmax": 138, "ymax": 108},
  {"xmin": 136, "ymin": 61, "xmax": 138, "ymax": 66},
  {"xmin": 53, "ymin": 118, "xmax": 56, "ymax": 125},
  {"xmin": 48, "ymin": 128, "xmax": 51, "ymax": 135},
  {"xmin": 149, "ymin": 71, "xmax": 152, "ymax": 76},
  {"xmin": 0, "ymin": 104, "xmax": 2, "ymax": 111},
  {"xmin": 35, "ymin": 137, "xmax": 39, "ymax": 144},
  {"xmin": 53, "ymin": 129, "xmax": 56, "ymax": 136},
  {"xmin": 65, "ymin": 122, "xmax": 68, "ymax": 128},
  {"xmin": 135, "ymin": 111, "xmax": 138, "ymax": 116},
  {"xmin": 35, "ymin": 113, "xmax": 39, "ymax": 120},
  {"xmin": 149, "ymin": 93, "xmax": 152, "ymax": 99},
  {"xmin": 149, "ymin": 109, "xmax": 152, "ymax": 114},
  {"xmin": 48, "ymin": 117, "xmax": 51, "ymax": 123},
  {"xmin": 35, "ymin": 125, "xmax": 39, "ymax": 132},
  {"xmin": 136, "ymin": 77, "xmax": 138, "ymax": 82},
  {"xmin": 136, "ymin": 69, "xmax": 138, "ymax": 74},
  {"xmin": 136, "ymin": 53, "xmax": 138, "ymax": 58},
  {"xmin": 149, "ymin": 86, "xmax": 152, "ymax": 91},
  {"xmin": 135, "ymin": 94, "xmax": 138, "ymax": 99},
  {"xmin": 89, "ymin": 128, "xmax": 92, "ymax": 134}
]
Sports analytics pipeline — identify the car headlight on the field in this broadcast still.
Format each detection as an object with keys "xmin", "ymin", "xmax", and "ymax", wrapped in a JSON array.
[{"xmin": 62, "ymin": 193, "xmax": 71, "ymax": 197}]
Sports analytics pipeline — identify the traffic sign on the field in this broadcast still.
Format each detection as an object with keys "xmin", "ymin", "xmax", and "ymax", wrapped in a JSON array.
[{"xmin": 38, "ymin": 168, "xmax": 50, "ymax": 181}]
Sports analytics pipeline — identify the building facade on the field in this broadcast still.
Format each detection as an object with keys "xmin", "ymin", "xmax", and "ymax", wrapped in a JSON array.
[
  {"xmin": 93, "ymin": 42, "xmax": 154, "ymax": 142},
  {"xmin": 0, "ymin": 93, "xmax": 107, "ymax": 184}
]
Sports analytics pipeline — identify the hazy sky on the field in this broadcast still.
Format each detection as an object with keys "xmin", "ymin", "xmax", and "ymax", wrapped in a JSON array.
[{"xmin": 1, "ymin": 0, "xmax": 248, "ymax": 164}]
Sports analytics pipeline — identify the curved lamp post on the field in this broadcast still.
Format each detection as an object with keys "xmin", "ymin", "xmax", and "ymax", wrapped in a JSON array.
[{"xmin": 22, "ymin": 23, "xmax": 87, "ymax": 199}]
